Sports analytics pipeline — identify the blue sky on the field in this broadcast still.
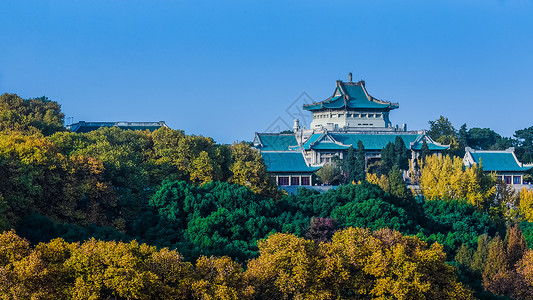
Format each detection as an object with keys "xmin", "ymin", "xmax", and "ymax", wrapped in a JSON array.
[{"xmin": 1, "ymin": 0, "xmax": 532, "ymax": 144}]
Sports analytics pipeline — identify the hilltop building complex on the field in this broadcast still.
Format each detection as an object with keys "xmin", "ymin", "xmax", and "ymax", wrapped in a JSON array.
[{"xmin": 254, "ymin": 74, "xmax": 449, "ymax": 186}]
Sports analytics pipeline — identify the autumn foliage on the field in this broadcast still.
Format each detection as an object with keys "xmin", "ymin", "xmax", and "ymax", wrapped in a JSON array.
[{"xmin": 0, "ymin": 229, "xmax": 473, "ymax": 299}]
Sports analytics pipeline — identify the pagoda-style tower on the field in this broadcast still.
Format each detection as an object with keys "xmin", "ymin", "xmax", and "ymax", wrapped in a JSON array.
[{"xmin": 303, "ymin": 76, "xmax": 399, "ymax": 131}]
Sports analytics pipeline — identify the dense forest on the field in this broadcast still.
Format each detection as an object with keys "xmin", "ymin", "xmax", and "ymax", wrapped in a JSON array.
[{"xmin": 2, "ymin": 93, "xmax": 533, "ymax": 299}]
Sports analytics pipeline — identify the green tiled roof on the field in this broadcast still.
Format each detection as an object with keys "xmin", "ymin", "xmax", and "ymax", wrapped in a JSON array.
[
  {"xmin": 411, "ymin": 141, "xmax": 449, "ymax": 151},
  {"xmin": 303, "ymin": 80, "xmax": 398, "ymax": 112},
  {"xmin": 69, "ymin": 121, "xmax": 167, "ymax": 133},
  {"xmin": 256, "ymin": 134, "xmax": 298, "ymax": 151},
  {"xmin": 329, "ymin": 133, "xmax": 418, "ymax": 150},
  {"xmin": 303, "ymin": 134, "xmax": 323, "ymax": 149},
  {"xmin": 261, "ymin": 152, "xmax": 321, "ymax": 173},
  {"xmin": 311, "ymin": 142, "xmax": 349, "ymax": 150},
  {"xmin": 470, "ymin": 152, "xmax": 532, "ymax": 172}
]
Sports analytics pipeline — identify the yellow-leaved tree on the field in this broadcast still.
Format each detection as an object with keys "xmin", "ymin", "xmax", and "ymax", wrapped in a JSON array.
[
  {"xmin": 419, "ymin": 154, "xmax": 495, "ymax": 208},
  {"xmin": 519, "ymin": 187, "xmax": 533, "ymax": 221}
]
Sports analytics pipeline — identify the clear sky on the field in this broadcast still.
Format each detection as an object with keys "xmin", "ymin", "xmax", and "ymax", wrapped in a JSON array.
[{"xmin": 1, "ymin": 0, "xmax": 532, "ymax": 144}]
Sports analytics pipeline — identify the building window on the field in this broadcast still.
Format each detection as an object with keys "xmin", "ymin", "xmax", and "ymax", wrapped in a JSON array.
[
  {"xmin": 291, "ymin": 177, "xmax": 300, "ymax": 186},
  {"xmin": 368, "ymin": 114, "xmax": 374, "ymax": 118},
  {"xmin": 338, "ymin": 114, "xmax": 343, "ymax": 117},
  {"xmin": 301, "ymin": 176, "xmax": 310, "ymax": 185},
  {"xmin": 513, "ymin": 176, "xmax": 522, "ymax": 185},
  {"xmin": 354, "ymin": 114, "xmax": 360, "ymax": 118},
  {"xmin": 361, "ymin": 114, "xmax": 367, "ymax": 118},
  {"xmin": 376, "ymin": 114, "xmax": 382, "ymax": 118},
  {"xmin": 347, "ymin": 114, "xmax": 352, "ymax": 117},
  {"xmin": 505, "ymin": 176, "xmax": 512, "ymax": 185},
  {"xmin": 497, "ymin": 176, "xmax": 503, "ymax": 182},
  {"xmin": 278, "ymin": 177, "xmax": 289, "ymax": 186}
]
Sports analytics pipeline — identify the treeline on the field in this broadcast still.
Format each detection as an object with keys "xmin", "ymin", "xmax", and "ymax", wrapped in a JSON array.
[
  {"xmin": 0, "ymin": 228, "xmax": 474, "ymax": 299},
  {"xmin": 0, "ymin": 93, "xmax": 278, "ymax": 231}
]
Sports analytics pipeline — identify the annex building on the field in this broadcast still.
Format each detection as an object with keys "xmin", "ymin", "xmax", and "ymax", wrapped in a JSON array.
[
  {"xmin": 254, "ymin": 74, "xmax": 449, "ymax": 186},
  {"xmin": 464, "ymin": 147, "xmax": 533, "ymax": 189},
  {"xmin": 67, "ymin": 121, "xmax": 168, "ymax": 133}
]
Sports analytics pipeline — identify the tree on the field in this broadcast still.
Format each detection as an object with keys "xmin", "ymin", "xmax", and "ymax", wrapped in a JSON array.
[
  {"xmin": 0, "ymin": 93, "xmax": 65, "ymax": 135},
  {"xmin": 189, "ymin": 151, "xmax": 218, "ymax": 185},
  {"xmin": 388, "ymin": 165, "xmax": 409, "ymax": 199},
  {"xmin": 229, "ymin": 142, "xmax": 279, "ymax": 197},
  {"xmin": 354, "ymin": 140, "xmax": 366, "ymax": 181},
  {"xmin": 468, "ymin": 128, "xmax": 502, "ymax": 150},
  {"xmin": 304, "ymin": 217, "xmax": 337, "ymax": 243},
  {"xmin": 193, "ymin": 256, "xmax": 254, "ymax": 300},
  {"xmin": 515, "ymin": 126, "xmax": 533, "ymax": 163},
  {"xmin": 244, "ymin": 233, "xmax": 322, "ymax": 299},
  {"xmin": 428, "ymin": 115, "xmax": 456, "ymax": 142},
  {"xmin": 342, "ymin": 146, "xmax": 356, "ymax": 184},
  {"xmin": 420, "ymin": 139, "xmax": 431, "ymax": 162},
  {"xmin": 315, "ymin": 163, "xmax": 341, "ymax": 185},
  {"xmin": 471, "ymin": 234, "xmax": 491, "ymax": 274},
  {"xmin": 519, "ymin": 187, "xmax": 533, "ymax": 222},
  {"xmin": 419, "ymin": 154, "xmax": 495, "ymax": 208},
  {"xmin": 506, "ymin": 224, "xmax": 527, "ymax": 268}
]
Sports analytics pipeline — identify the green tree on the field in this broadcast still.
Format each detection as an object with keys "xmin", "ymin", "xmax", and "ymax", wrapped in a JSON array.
[
  {"xmin": 388, "ymin": 165, "xmax": 409, "ymax": 199},
  {"xmin": 0, "ymin": 93, "xmax": 65, "ymax": 135},
  {"xmin": 468, "ymin": 127, "xmax": 502, "ymax": 150},
  {"xmin": 315, "ymin": 163, "xmax": 341, "ymax": 185},
  {"xmin": 354, "ymin": 140, "xmax": 366, "ymax": 182},
  {"xmin": 515, "ymin": 126, "xmax": 533, "ymax": 163},
  {"xmin": 471, "ymin": 234, "xmax": 491, "ymax": 274},
  {"xmin": 428, "ymin": 115, "xmax": 456, "ymax": 141}
]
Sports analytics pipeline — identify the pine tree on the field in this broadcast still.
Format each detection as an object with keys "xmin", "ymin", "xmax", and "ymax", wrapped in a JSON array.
[
  {"xmin": 420, "ymin": 140, "xmax": 431, "ymax": 162},
  {"xmin": 354, "ymin": 140, "xmax": 366, "ymax": 182},
  {"xmin": 388, "ymin": 166, "xmax": 409, "ymax": 199},
  {"xmin": 471, "ymin": 234, "xmax": 491, "ymax": 274},
  {"xmin": 506, "ymin": 224, "xmax": 527, "ymax": 268},
  {"xmin": 393, "ymin": 136, "xmax": 410, "ymax": 171},
  {"xmin": 344, "ymin": 146, "xmax": 356, "ymax": 183},
  {"xmin": 483, "ymin": 235, "xmax": 508, "ymax": 286},
  {"xmin": 455, "ymin": 243, "xmax": 474, "ymax": 268}
]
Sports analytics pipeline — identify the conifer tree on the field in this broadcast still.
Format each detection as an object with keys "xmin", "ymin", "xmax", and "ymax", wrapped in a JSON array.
[
  {"xmin": 455, "ymin": 243, "xmax": 474, "ymax": 268},
  {"xmin": 506, "ymin": 224, "xmax": 527, "ymax": 268},
  {"xmin": 420, "ymin": 139, "xmax": 431, "ymax": 162},
  {"xmin": 483, "ymin": 235, "xmax": 508, "ymax": 286},
  {"xmin": 388, "ymin": 166, "xmax": 409, "ymax": 199},
  {"xmin": 471, "ymin": 234, "xmax": 491, "ymax": 274},
  {"xmin": 354, "ymin": 140, "xmax": 366, "ymax": 182}
]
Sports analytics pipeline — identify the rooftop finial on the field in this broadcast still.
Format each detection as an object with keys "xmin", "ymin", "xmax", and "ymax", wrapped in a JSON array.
[{"xmin": 349, "ymin": 72, "xmax": 352, "ymax": 82}]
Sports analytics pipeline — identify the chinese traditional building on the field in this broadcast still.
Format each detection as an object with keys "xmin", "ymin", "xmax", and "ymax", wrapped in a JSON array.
[
  {"xmin": 67, "ymin": 121, "xmax": 168, "ymax": 133},
  {"xmin": 254, "ymin": 74, "xmax": 449, "ymax": 186},
  {"xmin": 464, "ymin": 147, "xmax": 533, "ymax": 188}
]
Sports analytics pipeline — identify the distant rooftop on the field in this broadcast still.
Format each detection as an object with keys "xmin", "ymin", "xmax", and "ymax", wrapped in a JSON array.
[{"xmin": 66, "ymin": 121, "xmax": 168, "ymax": 133}]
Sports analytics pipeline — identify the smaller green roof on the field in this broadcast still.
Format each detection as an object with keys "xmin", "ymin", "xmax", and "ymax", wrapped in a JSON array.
[
  {"xmin": 303, "ymin": 133, "xmax": 323, "ymax": 149},
  {"xmin": 261, "ymin": 152, "xmax": 320, "ymax": 173},
  {"xmin": 329, "ymin": 133, "xmax": 418, "ymax": 150},
  {"xmin": 255, "ymin": 134, "xmax": 298, "ymax": 151},
  {"xmin": 469, "ymin": 151, "xmax": 532, "ymax": 172},
  {"xmin": 311, "ymin": 142, "xmax": 349, "ymax": 150},
  {"xmin": 68, "ymin": 121, "xmax": 167, "ymax": 133}
]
